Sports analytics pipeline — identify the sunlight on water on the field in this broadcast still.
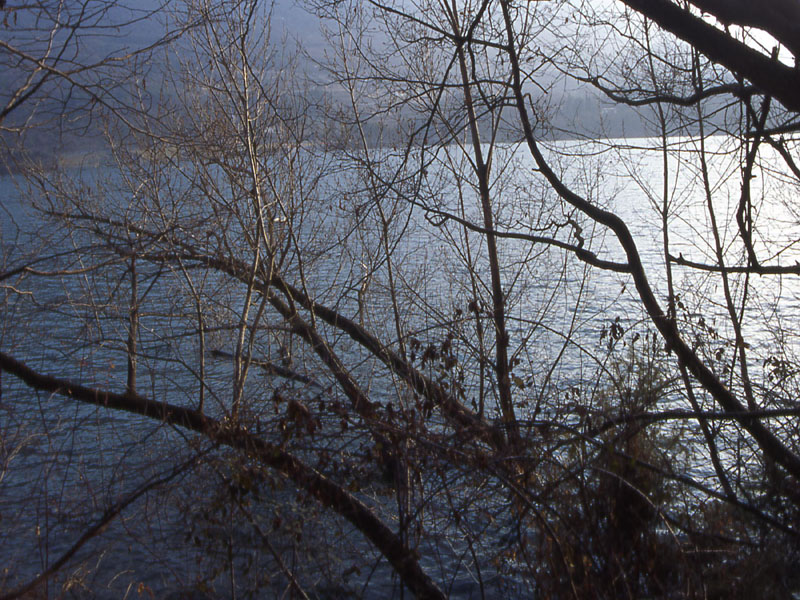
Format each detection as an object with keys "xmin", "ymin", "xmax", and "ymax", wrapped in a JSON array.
[{"xmin": 2, "ymin": 134, "xmax": 800, "ymax": 596}]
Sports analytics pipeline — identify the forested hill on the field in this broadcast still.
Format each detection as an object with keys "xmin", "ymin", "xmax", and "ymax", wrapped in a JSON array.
[{"xmin": 0, "ymin": 1, "xmax": 671, "ymax": 174}]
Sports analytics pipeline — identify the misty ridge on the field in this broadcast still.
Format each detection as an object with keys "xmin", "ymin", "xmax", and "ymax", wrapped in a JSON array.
[{"xmin": 0, "ymin": 1, "xmax": 711, "ymax": 174}]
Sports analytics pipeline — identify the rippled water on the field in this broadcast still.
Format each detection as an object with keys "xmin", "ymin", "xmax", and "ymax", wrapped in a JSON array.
[{"xmin": 2, "ymin": 136, "xmax": 800, "ymax": 597}]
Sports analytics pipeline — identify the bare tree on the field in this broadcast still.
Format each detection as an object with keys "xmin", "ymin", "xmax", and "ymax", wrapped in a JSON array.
[{"xmin": 4, "ymin": 0, "xmax": 800, "ymax": 597}]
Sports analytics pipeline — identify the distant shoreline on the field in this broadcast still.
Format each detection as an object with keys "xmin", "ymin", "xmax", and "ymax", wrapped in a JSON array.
[{"xmin": 1, "ymin": 130, "xmax": 728, "ymax": 178}]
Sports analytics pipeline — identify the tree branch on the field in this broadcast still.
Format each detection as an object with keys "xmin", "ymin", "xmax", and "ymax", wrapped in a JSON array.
[
  {"xmin": 620, "ymin": 0, "xmax": 800, "ymax": 111},
  {"xmin": 0, "ymin": 351, "xmax": 445, "ymax": 600}
]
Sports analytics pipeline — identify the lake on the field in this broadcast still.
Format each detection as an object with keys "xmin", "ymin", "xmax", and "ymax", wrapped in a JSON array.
[{"xmin": 2, "ymin": 135, "xmax": 799, "ymax": 597}]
